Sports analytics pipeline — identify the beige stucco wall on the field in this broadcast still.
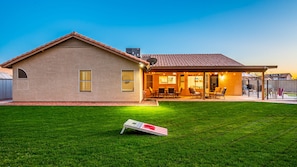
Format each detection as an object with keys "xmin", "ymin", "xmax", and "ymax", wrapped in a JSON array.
[
  {"xmin": 218, "ymin": 72, "xmax": 242, "ymax": 96},
  {"xmin": 12, "ymin": 38, "xmax": 143, "ymax": 102}
]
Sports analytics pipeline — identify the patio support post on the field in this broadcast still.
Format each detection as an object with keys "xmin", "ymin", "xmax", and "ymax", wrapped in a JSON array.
[
  {"xmin": 262, "ymin": 72, "xmax": 265, "ymax": 100},
  {"xmin": 248, "ymin": 79, "xmax": 250, "ymax": 97},
  {"xmin": 203, "ymin": 72, "xmax": 205, "ymax": 100},
  {"xmin": 257, "ymin": 80, "xmax": 259, "ymax": 98}
]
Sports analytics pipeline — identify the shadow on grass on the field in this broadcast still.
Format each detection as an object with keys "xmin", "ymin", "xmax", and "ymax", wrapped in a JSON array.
[
  {"xmin": 123, "ymin": 130, "xmax": 153, "ymax": 136},
  {"xmin": 100, "ymin": 128, "xmax": 153, "ymax": 136}
]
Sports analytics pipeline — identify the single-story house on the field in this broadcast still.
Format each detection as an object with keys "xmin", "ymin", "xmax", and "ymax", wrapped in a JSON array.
[
  {"xmin": 142, "ymin": 54, "xmax": 247, "ymax": 97},
  {"xmin": 1, "ymin": 32, "xmax": 277, "ymax": 102},
  {"xmin": 265, "ymin": 73, "xmax": 292, "ymax": 80}
]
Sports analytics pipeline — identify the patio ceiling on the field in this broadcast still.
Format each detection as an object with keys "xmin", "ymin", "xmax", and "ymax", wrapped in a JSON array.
[{"xmin": 148, "ymin": 65, "xmax": 278, "ymax": 72}]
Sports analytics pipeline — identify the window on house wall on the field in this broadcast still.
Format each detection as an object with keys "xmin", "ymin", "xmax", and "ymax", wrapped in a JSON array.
[
  {"xmin": 80, "ymin": 70, "xmax": 91, "ymax": 92},
  {"xmin": 168, "ymin": 76, "xmax": 176, "ymax": 84},
  {"xmin": 146, "ymin": 75, "xmax": 153, "ymax": 89},
  {"xmin": 18, "ymin": 69, "xmax": 27, "ymax": 78},
  {"xmin": 188, "ymin": 76, "xmax": 203, "ymax": 89},
  {"xmin": 159, "ymin": 76, "xmax": 168, "ymax": 84},
  {"xmin": 205, "ymin": 73, "xmax": 209, "ymax": 89},
  {"xmin": 122, "ymin": 70, "xmax": 134, "ymax": 92},
  {"xmin": 159, "ymin": 76, "xmax": 176, "ymax": 84},
  {"xmin": 180, "ymin": 74, "xmax": 185, "ymax": 89},
  {"xmin": 210, "ymin": 75, "xmax": 218, "ymax": 92}
]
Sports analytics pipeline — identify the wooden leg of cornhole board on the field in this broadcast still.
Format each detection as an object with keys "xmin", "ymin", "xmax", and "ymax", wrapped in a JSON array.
[{"xmin": 120, "ymin": 126, "xmax": 126, "ymax": 135}]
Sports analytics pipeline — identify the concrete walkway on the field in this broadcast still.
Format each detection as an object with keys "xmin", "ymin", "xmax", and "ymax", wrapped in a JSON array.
[
  {"xmin": 0, "ymin": 96, "xmax": 296, "ymax": 106},
  {"xmin": 0, "ymin": 100, "xmax": 159, "ymax": 106},
  {"xmin": 156, "ymin": 95, "xmax": 297, "ymax": 104}
]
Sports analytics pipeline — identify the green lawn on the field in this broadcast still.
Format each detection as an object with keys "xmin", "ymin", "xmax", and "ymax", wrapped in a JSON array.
[
  {"xmin": 284, "ymin": 92, "xmax": 297, "ymax": 97},
  {"xmin": 1, "ymin": 102, "xmax": 297, "ymax": 166}
]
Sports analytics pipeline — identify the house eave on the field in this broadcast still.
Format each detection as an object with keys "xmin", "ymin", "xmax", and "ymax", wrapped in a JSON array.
[{"xmin": 147, "ymin": 65, "xmax": 278, "ymax": 72}]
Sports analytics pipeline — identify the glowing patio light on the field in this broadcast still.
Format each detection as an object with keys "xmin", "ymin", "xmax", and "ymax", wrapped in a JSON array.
[{"xmin": 139, "ymin": 63, "xmax": 144, "ymax": 68}]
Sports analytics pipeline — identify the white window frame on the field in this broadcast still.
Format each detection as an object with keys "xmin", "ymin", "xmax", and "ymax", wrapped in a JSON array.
[
  {"xmin": 79, "ymin": 70, "xmax": 92, "ymax": 92},
  {"xmin": 122, "ymin": 70, "xmax": 134, "ymax": 92},
  {"xmin": 17, "ymin": 68, "xmax": 28, "ymax": 79}
]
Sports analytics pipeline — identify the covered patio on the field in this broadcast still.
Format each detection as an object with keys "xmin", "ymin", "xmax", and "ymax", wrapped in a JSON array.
[{"xmin": 142, "ymin": 54, "xmax": 277, "ymax": 100}]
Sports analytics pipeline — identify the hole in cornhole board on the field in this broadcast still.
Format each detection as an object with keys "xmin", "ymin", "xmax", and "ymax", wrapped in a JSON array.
[{"xmin": 143, "ymin": 124, "xmax": 156, "ymax": 130}]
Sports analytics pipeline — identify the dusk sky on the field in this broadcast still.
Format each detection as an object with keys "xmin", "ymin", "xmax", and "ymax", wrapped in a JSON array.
[{"xmin": 0, "ymin": 0, "xmax": 296, "ymax": 78}]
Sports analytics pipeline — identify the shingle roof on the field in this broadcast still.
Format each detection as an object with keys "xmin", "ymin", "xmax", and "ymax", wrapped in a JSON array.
[
  {"xmin": 1, "ymin": 32, "xmax": 149, "ymax": 68},
  {"xmin": 142, "ymin": 54, "xmax": 244, "ymax": 67},
  {"xmin": 0, "ymin": 32, "xmax": 277, "ymax": 72},
  {"xmin": 142, "ymin": 54, "xmax": 277, "ymax": 72}
]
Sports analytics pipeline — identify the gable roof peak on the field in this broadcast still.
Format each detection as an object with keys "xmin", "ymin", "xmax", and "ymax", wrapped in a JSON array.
[{"xmin": 1, "ymin": 32, "xmax": 148, "ymax": 68}]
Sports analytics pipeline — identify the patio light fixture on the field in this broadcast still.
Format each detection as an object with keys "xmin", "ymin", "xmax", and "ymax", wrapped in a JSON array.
[{"xmin": 139, "ymin": 63, "xmax": 144, "ymax": 68}]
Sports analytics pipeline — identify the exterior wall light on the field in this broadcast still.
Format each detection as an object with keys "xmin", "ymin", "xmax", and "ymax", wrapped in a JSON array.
[{"xmin": 139, "ymin": 63, "xmax": 144, "ymax": 68}]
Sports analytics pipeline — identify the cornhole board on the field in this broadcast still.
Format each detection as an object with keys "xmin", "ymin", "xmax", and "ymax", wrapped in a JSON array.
[{"xmin": 120, "ymin": 119, "xmax": 168, "ymax": 136}]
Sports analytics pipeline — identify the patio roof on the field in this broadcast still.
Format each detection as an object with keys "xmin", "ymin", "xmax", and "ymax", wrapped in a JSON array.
[{"xmin": 142, "ymin": 54, "xmax": 277, "ymax": 72}]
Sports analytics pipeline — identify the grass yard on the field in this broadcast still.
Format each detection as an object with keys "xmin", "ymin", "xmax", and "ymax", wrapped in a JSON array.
[
  {"xmin": 1, "ymin": 102, "xmax": 297, "ymax": 166},
  {"xmin": 284, "ymin": 92, "xmax": 297, "ymax": 98}
]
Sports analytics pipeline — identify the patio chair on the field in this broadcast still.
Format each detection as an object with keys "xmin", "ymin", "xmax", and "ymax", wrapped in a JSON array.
[
  {"xmin": 167, "ymin": 88, "xmax": 175, "ymax": 97},
  {"xmin": 209, "ymin": 87, "xmax": 221, "ymax": 98},
  {"xmin": 149, "ymin": 87, "xmax": 156, "ymax": 97},
  {"xmin": 214, "ymin": 87, "xmax": 221, "ymax": 93},
  {"xmin": 189, "ymin": 88, "xmax": 201, "ymax": 98},
  {"xmin": 215, "ymin": 87, "xmax": 227, "ymax": 99},
  {"xmin": 158, "ymin": 88, "xmax": 165, "ymax": 97},
  {"xmin": 175, "ymin": 87, "xmax": 183, "ymax": 97}
]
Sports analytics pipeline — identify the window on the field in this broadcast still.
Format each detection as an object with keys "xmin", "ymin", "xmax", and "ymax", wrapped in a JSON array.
[
  {"xmin": 159, "ymin": 76, "xmax": 168, "ymax": 84},
  {"xmin": 122, "ymin": 70, "xmax": 134, "ymax": 92},
  {"xmin": 18, "ymin": 69, "xmax": 27, "ymax": 78},
  {"xmin": 180, "ymin": 74, "xmax": 185, "ymax": 89},
  {"xmin": 210, "ymin": 75, "xmax": 218, "ymax": 92},
  {"xmin": 205, "ymin": 73, "xmax": 209, "ymax": 89},
  {"xmin": 188, "ymin": 76, "xmax": 203, "ymax": 89},
  {"xmin": 168, "ymin": 76, "xmax": 176, "ymax": 84},
  {"xmin": 80, "ymin": 70, "xmax": 91, "ymax": 92},
  {"xmin": 159, "ymin": 76, "xmax": 176, "ymax": 84},
  {"xmin": 146, "ymin": 75, "xmax": 153, "ymax": 89}
]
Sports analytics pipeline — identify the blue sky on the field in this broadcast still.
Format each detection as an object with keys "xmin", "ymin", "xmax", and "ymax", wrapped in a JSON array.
[{"xmin": 1, "ymin": 0, "xmax": 296, "ymax": 77}]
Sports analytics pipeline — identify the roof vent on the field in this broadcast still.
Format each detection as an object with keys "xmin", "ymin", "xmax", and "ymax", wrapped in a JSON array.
[{"xmin": 126, "ymin": 48, "xmax": 141, "ymax": 58}]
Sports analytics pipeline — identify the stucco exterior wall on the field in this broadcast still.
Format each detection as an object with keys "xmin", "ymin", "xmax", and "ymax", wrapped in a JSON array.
[
  {"xmin": 218, "ymin": 72, "xmax": 242, "ymax": 96},
  {"xmin": 12, "ymin": 38, "xmax": 143, "ymax": 102},
  {"xmin": 143, "ymin": 72, "xmax": 243, "ymax": 97}
]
